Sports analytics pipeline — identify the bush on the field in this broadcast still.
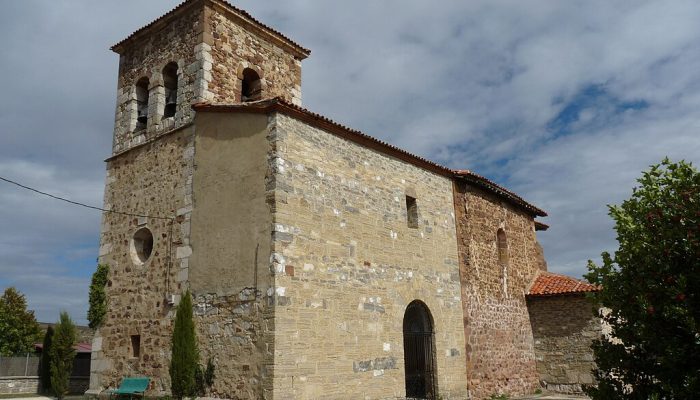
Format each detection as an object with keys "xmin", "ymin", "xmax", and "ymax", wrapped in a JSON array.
[
  {"xmin": 585, "ymin": 159, "xmax": 700, "ymax": 399},
  {"xmin": 170, "ymin": 291, "xmax": 198, "ymax": 399},
  {"xmin": 49, "ymin": 312, "xmax": 76, "ymax": 400},
  {"xmin": 40, "ymin": 326, "xmax": 54, "ymax": 394},
  {"xmin": 169, "ymin": 291, "xmax": 215, "ymax": 399},
  {"xmin": 0, "ymin": 287, "xmax": 42, "ymax": 356},
  {"xmin": 87, "ymin": 264, "xmax": 109, "ymax": 329}
]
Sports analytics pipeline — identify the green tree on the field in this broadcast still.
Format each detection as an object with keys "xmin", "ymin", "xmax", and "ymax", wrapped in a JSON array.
[
  {"xmin": 49, "ymin": 312, "xmax": 76, "ymax": 400},
  {"xmin": 170, "ymin": 290, "xmax": 198, "ymax": 399},
  {"xmin": 0, "ymin": 287, "xmax": 41, "ymax": 356},
  {"xmin": 585, "ymin": 159, "xmax": 700, "ymax": 399},
  {"xmin": 40, "ymin": 326, "xmax": 54, "ymax": 394},
  {"xmin": 87, "ymin": 264, "xmax": 109, "ymax": 329}
]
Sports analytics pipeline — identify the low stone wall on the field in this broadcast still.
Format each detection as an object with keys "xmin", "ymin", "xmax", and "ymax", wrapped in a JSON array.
[
  {"xmin": 527, "ymin": 294, "xmax": 601, "ymax": 394},
  {"xmin": 0, "ymin": 376, "xmax": 90, "ymax": 395},
  {"xmin": 0, "ymin": 376, "xmax": 39, "ymax": 394}
]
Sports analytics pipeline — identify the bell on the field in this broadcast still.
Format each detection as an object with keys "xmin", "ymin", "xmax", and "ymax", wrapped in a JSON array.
[
  {"xmin": 166, "ymin": 91, "xmax": 177, "ymax": 106},
  {"xmin": 137, "ymin": 109, "xmax": 148, "ymax": 124}
]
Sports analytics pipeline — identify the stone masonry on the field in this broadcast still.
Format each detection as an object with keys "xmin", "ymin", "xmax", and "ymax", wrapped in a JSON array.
[
  {"xmin": 91, "ymin": 126, "xmax": 194, "ymax": 394},
  {"xmin": 111, "ymin": 0, "xmax": 306, "ymax": 155},
  {"xmin": 527, "ymin": 295, "xmax": 601, "ymax": 394},
  {"xmin": 205, "ymin": 3, "xmax": 304, "ymax": 105},
  {"xmin": 453, "ymin": 183, "xmax": 541, "ymax": 399},
  {"xmin": 267, "ymin": 113, "xmax": 468, "ymax": 399}
]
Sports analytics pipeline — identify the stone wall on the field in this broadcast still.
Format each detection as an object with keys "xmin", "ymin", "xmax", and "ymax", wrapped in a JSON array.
[
  {"xmin": 188, "ymin": 112, "xmax": 276, "ymax": 399},
  {"xmin": 204, "ymin": 3, "xmax": 303, "ymax": 105},
  {"xmin": 112, "ymin": 4, "xmax": 205, "ymax": 154},
  {"xmin": 112, "ymin": 0, "xmax": 306, "ymax": 155},
  {"xmin": 0, "ymin": 376, "xmax": 88, "ymax": 395},
  {"xmin": 453, "ymin": 183, "xmax": 541, "ymax": 399},
  {"xmin": 91, "ymin": 125, "xmax": 195, "ymax": 396},
  {"xmin": 527, "ymin": 295, "xmax": 600, "ymax": 394},
  {"xmin": 267, "ymin": 113, "xmax": 468, "ymax": 399},
  {"xmin": 0, "ymin": 377, "xmax": 39, "ymax": 395}
]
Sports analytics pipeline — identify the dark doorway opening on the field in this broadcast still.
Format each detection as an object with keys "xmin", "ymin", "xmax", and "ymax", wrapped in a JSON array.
[{"xmin": 403, "ymin": 300, "xmax": 437, "ymax": 399}]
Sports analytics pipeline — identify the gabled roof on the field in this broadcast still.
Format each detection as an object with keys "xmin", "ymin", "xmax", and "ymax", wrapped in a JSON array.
[
  {"xmin": 527, "ymin": 271, "xmax": 600, "ymax": 297},
  {"xmin": 192, "ymin": 98, "xmax": 547, "ymax": 217},
  {"xmin": 111, "ymin": 0, "xmax": 310, "ymax": 59}
]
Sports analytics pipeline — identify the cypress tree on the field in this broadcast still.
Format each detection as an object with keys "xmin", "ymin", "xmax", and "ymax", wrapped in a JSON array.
[
  {"xmin": 40, "ymin": 326, "xmax": 54, "ymax": 394},
  {"xmin": 170, "ymin": 290, "xmax": 198, "ymax": 399},
  {"xmin": 49, "ymin": 312, "xmax": 76, "ymax": 400}
]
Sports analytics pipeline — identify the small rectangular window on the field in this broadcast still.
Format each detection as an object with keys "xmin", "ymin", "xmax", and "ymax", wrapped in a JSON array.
[
  {"xmin": 406, "ymin": 195, "xmax": 418, "ymax": 228},
  {"xmin": 131, "ymin": 335, "xmax": 141, "ymax": 358}
]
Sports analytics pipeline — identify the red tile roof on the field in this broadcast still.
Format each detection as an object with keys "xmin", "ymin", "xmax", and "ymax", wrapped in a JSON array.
[
  {"xmin": 111, "ymin": 0, "xmax": 310, "ymax": 59},
  {"xmin": 192, "ymin": 98, "xmax": 548, "ymax": 217},
  {"xmin": 527, "ymin": 271, "xmax": 600, "ymax": 297},
  {"xmin": 35, "ymin": 342, "xmax": 92, "ymax": 354}
]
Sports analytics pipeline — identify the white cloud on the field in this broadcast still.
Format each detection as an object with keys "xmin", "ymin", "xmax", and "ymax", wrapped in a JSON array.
[{"xmin": 1, "ymin": 0, "xmax": 700, "ymax": 322}]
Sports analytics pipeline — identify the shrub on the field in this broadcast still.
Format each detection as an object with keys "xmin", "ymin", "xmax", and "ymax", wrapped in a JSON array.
[
  {"xmin": 40, "ymin": 326, "xmax": 54, "ymax": 394},
  {"xmin": 170, "ymin": 291, "xmax": 198, "ymax": 399},
  {"xmin": 87, "ymin": 264, "xmax": 109, "ymax": 329},
  {"xmin": 49, "ymin": 312, "xmax": 76, "ymax": 400},
  {"xmin": 586, "ymin": 159, "xmax": 700, "ymax": 399}
]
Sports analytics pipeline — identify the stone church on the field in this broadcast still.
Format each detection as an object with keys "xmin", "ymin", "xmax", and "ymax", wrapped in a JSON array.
[{"xmin": 89, "ymin": 1, "xmax": 601, "ymax": 399}]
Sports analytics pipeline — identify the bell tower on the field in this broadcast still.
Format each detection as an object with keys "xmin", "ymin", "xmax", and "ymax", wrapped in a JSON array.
[
  {"xmin": 91, "ymin": 1, "xmax": 308, "ymax": 395},
  {"xmin": 109, "ymin": 0, "xmax": 309, "ymax": 154}
]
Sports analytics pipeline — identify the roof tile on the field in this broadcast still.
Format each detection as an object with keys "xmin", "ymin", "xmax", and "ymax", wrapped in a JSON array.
[
  {"xmin": 527, "ymin": 271, "xmax": 600, "ymax": 297},
  {"xmin": 111, "ymin": 0, "xmax": 310, "ymax": 58}
]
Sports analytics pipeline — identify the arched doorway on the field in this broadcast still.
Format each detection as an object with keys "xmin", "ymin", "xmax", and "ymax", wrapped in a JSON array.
[{"xmin": 403, "ymin": 300, "xmax": 437, "ymax": 399}]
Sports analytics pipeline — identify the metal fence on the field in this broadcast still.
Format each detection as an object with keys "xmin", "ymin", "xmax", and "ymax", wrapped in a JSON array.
[
  {"xmin": 0, "ymin": 355, "xmax": 89, "ymax": 377},
  {"xmin": 0, "ymin": 355, "xmax": 40, "ymax": 377}
]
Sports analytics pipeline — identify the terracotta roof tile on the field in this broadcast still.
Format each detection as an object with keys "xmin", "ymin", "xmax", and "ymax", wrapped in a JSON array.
[
  {"xmin": 111, "ymin": 0, "xmax": 310, "ymax": 58},
  {"xmin": 527, "ymin": 271, "xmax": 600, "ymax": 297},
  {"xmin": 192, "ymin": 98, "xmax": 547, "ymax": 217}
]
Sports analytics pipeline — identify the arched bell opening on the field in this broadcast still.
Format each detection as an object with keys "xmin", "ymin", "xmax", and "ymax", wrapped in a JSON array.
[
  {"xmin": 162, "ymin": 62, "xmax": 178, "ymax": 118},
  {"xmin": 135, "ymin": 77, "xmax": 150, "ymax": 131},
  {"xmin": 403, "ymin": 300, "xmax": 437, "ymax": 399},
  {"xmin": 241, "ymin": 68, "xmax": 262, "ymax": 102}
]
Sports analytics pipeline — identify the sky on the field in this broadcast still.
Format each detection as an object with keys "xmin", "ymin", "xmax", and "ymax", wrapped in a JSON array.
[{"xmin": 1, "ymin": 0, "xmax": 700, "ymax": 325}]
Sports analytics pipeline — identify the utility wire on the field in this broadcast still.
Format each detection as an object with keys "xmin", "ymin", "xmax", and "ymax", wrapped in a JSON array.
[{"xmin": 0, "ymin": 175, "xmax": 174, "ymax": 220}]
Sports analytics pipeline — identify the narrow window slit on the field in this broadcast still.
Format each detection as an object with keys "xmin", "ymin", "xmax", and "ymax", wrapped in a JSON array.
[
  {"xmin": 406, "ymin": 196, "xmax": 418, "ymax": 228},
  {"xmin": 131, "ymin": 335, "xmax": 141, "ymax": 358}
]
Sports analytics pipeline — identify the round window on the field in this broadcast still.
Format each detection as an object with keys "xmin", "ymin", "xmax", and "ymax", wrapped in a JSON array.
[{"xmin": 131, "ymin": 227, "xmax": 154, "ymax": 264}]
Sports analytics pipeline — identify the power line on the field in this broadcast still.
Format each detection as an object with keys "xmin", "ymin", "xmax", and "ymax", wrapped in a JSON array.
[{"xmin": 0, "ymin": 175, "xmax": 174, "ymax": 220}]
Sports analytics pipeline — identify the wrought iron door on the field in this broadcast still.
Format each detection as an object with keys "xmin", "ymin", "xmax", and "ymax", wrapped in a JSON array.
[{"xmin": 403, "ymin": 301, "xmax": 437, "ymax": 399}]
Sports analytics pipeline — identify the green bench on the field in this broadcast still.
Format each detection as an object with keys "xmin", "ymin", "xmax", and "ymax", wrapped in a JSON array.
[{"xmin": 109, "ymin": 377, "xmax": 150, "ymax": 400}]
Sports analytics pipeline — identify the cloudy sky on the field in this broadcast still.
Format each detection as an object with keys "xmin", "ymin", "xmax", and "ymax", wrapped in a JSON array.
[{"xmin": 2, "ymin": 0, "xmax": 700, "ymax": 325}]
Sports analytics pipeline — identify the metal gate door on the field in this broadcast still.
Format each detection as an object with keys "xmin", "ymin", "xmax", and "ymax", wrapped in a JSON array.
[{"xmin": 403, "ymin": 301, "xmax": 436, "ymax": 399}]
